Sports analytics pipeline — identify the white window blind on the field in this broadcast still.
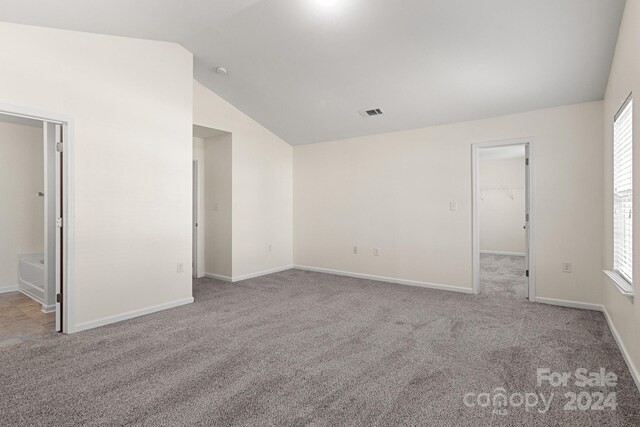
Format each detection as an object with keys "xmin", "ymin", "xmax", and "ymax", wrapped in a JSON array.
[{"xmin": 613, "ymin": 96, "xmax": 633, "ymax": 285}]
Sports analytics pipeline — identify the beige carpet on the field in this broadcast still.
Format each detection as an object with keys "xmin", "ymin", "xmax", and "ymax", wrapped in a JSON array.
[{"xmin": 0, "ymin": 269, "xmax": 638, "ymax": 425}]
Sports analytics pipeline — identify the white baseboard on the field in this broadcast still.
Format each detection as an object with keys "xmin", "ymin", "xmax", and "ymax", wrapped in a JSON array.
[
  {"xmin": 601, "ymin": 305, "xmax": 640, "ymax": 393},
  {"xmin": 535, "ymin": 296, "xmax": 603, "ymax": 312},
  {"xmin": 232, "ymin": 265, "xmax": 294, "ymax": 282},
  {"xmin": 534, "ymin": 296, "xmax": 640, "ymax": 394},
  {"xmin": 204, "ymin": 272, "xmax": 233, "ymax": 282},
  {"xmin": 74, "ymin": 297, "xmax": 194, "ymax": 332},
  {"xmin": 0, "ymin": 285, "xmax": 18, "ymax": 294},
  {"xmin": 204, "ymin": 266, "xmax": 294, "ymax": 283},
  {"xmin": 293, "ymin": 265, "xmax": 473, "ymax": 294},
  {"xmin": 41, "ymin": 303, "xmax": 56, "ymax": 313},
  {"xmin": 480, "ymin": 250, "xmax": 525, "ymax": 257}
]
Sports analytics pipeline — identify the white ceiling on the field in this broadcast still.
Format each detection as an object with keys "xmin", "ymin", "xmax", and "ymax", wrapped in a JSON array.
[{"xmin": 0, "ymin": 0, "xmax": 626, "ymax": 145}]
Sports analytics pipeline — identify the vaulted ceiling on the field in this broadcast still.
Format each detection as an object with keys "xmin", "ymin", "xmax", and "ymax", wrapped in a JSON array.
[{"xmin": 0, "ymin": 0, "xmax": 626, "ymax": 145}]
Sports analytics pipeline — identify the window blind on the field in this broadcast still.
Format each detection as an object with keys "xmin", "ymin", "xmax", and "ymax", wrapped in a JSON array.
[{"xmin": 613, "ymin": 96, "xmax": 633, "ymax": 284}]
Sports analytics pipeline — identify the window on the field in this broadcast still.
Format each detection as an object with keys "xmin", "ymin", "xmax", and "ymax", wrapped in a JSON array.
[{"xmin": 613, "ymin": 95, "xmax": 633, "ymax": 289}]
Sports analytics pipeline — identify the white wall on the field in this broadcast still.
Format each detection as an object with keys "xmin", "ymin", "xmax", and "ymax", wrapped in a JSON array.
[
  {"xmin": 204, "ymin": 133, "xmax": 232, "ymax": 279},
  {"xmin": 602, "ymin": 0, "xmax": 640, "ymax": 382},
  {"xmin": 479, "ymin": 157, "xmax": 526, "ymax": 254},
  {"xmin": 193, "ymin": 137, "xmax": 206, "ymax": 278},
  {"xmin": 294, "ymin": 101, "xmax": 603, "ymax": 301},
  {"xmin": 0, "ymin": 121, "xmax": 43, "ymax": 290},
  {"xmin": 193, "ymin": 81, "xmax": 293, "ymax": 279},
  {"xmin": 0, "ymin": 22, "xmax": 194, "ymax": 329}
]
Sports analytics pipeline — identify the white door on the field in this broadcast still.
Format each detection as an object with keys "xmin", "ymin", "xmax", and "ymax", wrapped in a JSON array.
[
  {"xmin": 524, "ymin": 144, "xmax": 530, "ymax": 299},
  {"xmin": 54, "ymin": 123, "xmax": 63, "ymax": 332}
]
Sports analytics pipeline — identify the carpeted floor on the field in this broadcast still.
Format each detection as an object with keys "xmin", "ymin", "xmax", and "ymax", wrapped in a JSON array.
[
  {"xmin": 1, "ymin": 269, "xmax": 639, "ymax": 426},
  {"xmin": 479, "ymin": 253, "xmax": 528, "ymax": 299}
]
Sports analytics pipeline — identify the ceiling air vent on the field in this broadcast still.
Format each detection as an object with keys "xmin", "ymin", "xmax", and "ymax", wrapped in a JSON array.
[{"xmin": 358, "ymin": 108, "xmax": 384, "ymax": 118}]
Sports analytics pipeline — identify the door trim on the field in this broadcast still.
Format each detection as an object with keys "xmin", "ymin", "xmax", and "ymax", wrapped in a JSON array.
[
  {"xmin": 192, "ymin": 160, "xmax": 198, "ymax": 279},
  {"xmin": 471, "ymin": 137, "xmax": 535, "ymax": 300},
  {"xmin": 0, "ymin": 103, "xmax": 75, "ymax": 333}
]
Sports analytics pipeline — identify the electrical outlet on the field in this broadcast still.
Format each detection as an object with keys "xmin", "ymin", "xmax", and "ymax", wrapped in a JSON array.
[
  {"xmin": 268, "ymin": 244, "xmax": 272, "ymax": 252},
  {"xmin": 373, "ymin": 248, "xmax": 380, "ymax": 256},
  {"xmin": 353, "ymin": 246, "xmax": 358, "ymax": 255},
  {"xmin": 450, "ymin": 201, "xmax": 457, "ymax": 212},
  {"xmin": 177, "ymin": 262, "xmax": 184, "ymax": 273},
  {"xmin": 562, "ymin": 262, "xmax": 572, "ymax": 273},
  {"xmin": 213, "ymin": 202, "xmax": 219, "ymax": 212}
]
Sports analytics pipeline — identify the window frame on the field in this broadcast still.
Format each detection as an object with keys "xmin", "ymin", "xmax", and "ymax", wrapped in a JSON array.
[{"xmin": 606, "ymin": 93, "xmax": 634, "ymax": 297}]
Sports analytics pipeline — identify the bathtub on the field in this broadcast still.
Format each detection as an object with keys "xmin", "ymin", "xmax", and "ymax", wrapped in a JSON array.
[{"xmin": 18, "ymin": 253, "xmax": 45, "ymax": 304}]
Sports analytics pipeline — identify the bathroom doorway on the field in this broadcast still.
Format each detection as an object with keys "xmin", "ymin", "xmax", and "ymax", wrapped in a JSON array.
[{"xmin": 0, "ymin": 107, "xmax": 69, "ymax": 345}]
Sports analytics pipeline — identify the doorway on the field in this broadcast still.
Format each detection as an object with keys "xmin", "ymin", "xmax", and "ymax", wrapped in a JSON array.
[
  {"xmin": 192, "ymin": 125, "xmax": 232, "ymax": 282},
  {"xmin": 472, "ymin": 139, "xmax": 534, "ymax": 300},
  {"xmin": 0, "ymin": 105, "xmax": 70, "ymax": 342}
]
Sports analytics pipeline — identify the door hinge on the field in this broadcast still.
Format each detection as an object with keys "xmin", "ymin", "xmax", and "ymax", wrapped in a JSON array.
[
  {"xmin": 56, "ymin": 217, "xmax": 63, "ymax": 228},
  {"xmin": 55, "ymin": 142, "xmax": 63, "ymax": 152},
  {"xmin": 525, "ymin": 269, "xmax": 529, "ymax": 277},
  {"xmin": 526, "ymin": 213, "xmax": 529, "ymax": 221},
  {"xmin": 525, "ymin": 158, "xmax": 529, "ymax": 166},
  {"xmin": 56, "ymin": 293, "xmax": 62, "ymax": 303}
]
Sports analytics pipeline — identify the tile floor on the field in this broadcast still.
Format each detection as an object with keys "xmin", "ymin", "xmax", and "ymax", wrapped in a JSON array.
[{"xmin": 0, "ymin": 292, "xmax": 56, "ymax": 348}]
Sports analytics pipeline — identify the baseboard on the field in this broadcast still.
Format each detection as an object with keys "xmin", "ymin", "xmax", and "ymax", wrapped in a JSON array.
[
  {"xmin": 0, "ymin": 285, "xmax": 18, "ymax": 294},
  {"xmin": 601, "ymin": 305, "xmax": 640, "ymax": 393},
  {"xmin": 204, "ymin": 272, "xmax": 233, "ymax": 282},
  {"xmin": 534, "ymin": 296, "xmax": 602, "ymax": 311},
  {"xmin": 232, "ymin": 265, "xmax": 294, "ymax": 282},
  {"xmin": 293, "ymin": 265, "xmax": 473, "ymax": 294},
  {"xmin": 18, "ymin": 288, "xmax": 44, "ymax": 305},
  {"xmin": 41, "ymin": 303, "xmax": 56, "ymax": 313},
  {"xmin": 480, "ymin": 250, "xmax": 525, "ymax": 257},
  {"xmin": 74, "ymin": 297, "xmax": 194, "ymax": 333}
]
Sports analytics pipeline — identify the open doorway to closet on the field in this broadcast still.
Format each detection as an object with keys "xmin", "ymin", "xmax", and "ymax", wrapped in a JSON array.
[
  {"xmin": 472, "ymin": 139, "xmax": 534, "ymax": 301},
  {"xmin": 0, "ymin": 109, "xmax": 69, "ymax": 346},
  {"xmin": 192, "ymin": 125, "xmax": 232, "ymax": 283}
]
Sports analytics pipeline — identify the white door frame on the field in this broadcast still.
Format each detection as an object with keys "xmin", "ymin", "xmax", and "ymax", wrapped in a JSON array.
[
  {"xmin": 192, "ymin": 160, "xmax": 198, "ymax": 279},
  {"xmin": 0, "ymin": 103, "xmax": 75, "ymax": 333},
  {"xmin": 471, "ymin": 137, "xmax": 536, "ymax": 301}
]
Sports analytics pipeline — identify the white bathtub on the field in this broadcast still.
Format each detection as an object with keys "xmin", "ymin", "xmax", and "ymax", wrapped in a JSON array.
[{"xmin": 18, "ymin": 253, "xmax": 45, "ymax": 304}]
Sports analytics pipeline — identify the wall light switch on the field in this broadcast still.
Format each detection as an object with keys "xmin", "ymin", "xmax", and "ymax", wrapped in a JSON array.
[
  {"xmin": 177, "ymin": 263, "xmax": 184, "ymax": 273},
  {"xmin": 373, "ymin": 248, "xmax": 380, "ymax": 256},
  {"xmin": 450, "ymin": 201, "xmax": 457, "ymax": 212},
  {"xmin": 562, "ymin": 262, "xmax": 572, "ymax": 273},
  {"xmin": 353, "ymin": 246, "xmax": 358, "ymax": 255}
]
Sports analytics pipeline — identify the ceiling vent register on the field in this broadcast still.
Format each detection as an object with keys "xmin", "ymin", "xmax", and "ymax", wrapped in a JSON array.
[{"xmin": 359, "ymin": 108, "xmax": 383, "ymax": 118}]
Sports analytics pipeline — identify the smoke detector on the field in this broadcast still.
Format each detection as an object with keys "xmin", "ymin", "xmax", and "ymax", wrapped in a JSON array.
[
  {"xmin": 358, "ymin": 108, "xmax": 383, "ymax": 118},
  {"xmin": 215, "ymin": 67, "xmax": 228, "ymax": 76}
]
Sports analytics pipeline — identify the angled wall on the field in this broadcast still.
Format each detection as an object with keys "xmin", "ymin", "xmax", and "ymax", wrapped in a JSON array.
[{"xmin": 193, "ymin": 81, "xmax": 293, "ymax": 280}]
